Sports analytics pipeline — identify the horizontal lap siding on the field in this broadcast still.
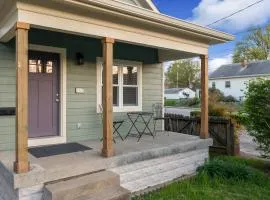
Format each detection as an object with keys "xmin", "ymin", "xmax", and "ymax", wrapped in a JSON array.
[
  {"xmin": 0, "ymin": 43, "xmax": 16, "ymax": 150},
  {"xmin": 143, "ymin": 64, "xmax": 163, "ymax": 131},
  {"xmin": 66, "ymin": 62, "xmax": 102, "ymax": 142}
]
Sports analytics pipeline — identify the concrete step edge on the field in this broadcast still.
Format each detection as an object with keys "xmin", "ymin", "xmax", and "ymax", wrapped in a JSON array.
[
  {"xmin": 76, "ymin": 186, "xmax": 131, "ymax": 200},
  {"xmin": 44, "ymin": 171, "xmax": 120, "ymax": 200},
  {"xmin": 110, "ymin": 148, "xmax": 208, "ymax": 174}
]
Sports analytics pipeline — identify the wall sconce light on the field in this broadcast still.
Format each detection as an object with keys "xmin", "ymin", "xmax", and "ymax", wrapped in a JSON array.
[{"xmin": 76, "ymin": 52, "xmax": 84, "ymax": 65}]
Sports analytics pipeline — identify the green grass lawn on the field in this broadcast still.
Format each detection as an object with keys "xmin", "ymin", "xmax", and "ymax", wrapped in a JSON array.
[{"xmin": 133, "ymin": 156, "xmax": 270, "ymax": 200}]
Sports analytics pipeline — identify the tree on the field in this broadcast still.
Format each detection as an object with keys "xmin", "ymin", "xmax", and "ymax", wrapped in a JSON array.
[
  {"xmin": 166, "ymin": 59, "xmax": 200, "ymax": 89},
  {"xmin": 238, "ymin": 79, "xmax": 270, "ymax": 158},
  {"xmin": 233, "ymin": 25, "xmax": 270, "ymax": 63}
]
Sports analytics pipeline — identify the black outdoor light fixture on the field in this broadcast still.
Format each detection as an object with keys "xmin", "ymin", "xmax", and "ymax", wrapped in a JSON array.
[{"xmin": 76, "ymin": 52, "xmax": 84, "ymax": 65}]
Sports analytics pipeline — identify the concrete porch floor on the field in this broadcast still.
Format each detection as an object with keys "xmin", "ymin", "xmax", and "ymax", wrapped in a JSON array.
[{"xmin": 0, "ymin": 132, "xmax": 212, "ymax": 190}]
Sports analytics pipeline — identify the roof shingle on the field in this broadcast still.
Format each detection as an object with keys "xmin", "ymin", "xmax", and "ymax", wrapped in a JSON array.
[{"xmin": 210, "ymin": 60, "xmax": 270, "ymax": 79}]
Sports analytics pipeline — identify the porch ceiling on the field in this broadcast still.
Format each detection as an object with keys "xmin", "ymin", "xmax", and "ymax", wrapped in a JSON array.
[{"xmin": 0, "ymin": 0, "xmax": 234, "ymax": 60}]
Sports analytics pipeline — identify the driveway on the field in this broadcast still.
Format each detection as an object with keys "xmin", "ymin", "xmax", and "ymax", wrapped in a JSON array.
[
  {"xmin": 239, "ymin": 131, "xmax": 263, "ymax": 157},
  {"xmin": 165, "ymin": 107, "xmax": 195, "ymax": 116}
]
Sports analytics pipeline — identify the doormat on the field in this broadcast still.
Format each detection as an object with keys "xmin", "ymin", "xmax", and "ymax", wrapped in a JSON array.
[{"xmin": 29, "ymin": 143, "xmax": 92, "ymax": 158}]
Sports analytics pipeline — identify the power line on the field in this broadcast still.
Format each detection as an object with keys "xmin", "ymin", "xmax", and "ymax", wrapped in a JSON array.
[{"xmin": 207, "ymin": 0, "xmax": 264, "ymax": 27}]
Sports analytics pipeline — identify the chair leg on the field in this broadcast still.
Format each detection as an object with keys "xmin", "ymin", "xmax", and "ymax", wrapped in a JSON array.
[{"xmin": 153, "ymin": 120, "xmax": 157, "ymax": 137}]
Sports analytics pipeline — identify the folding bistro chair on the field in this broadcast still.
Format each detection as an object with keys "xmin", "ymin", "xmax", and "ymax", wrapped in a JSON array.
[
  {"xmin": 152, "ymin": 103, "xmax": 172, "ymax": 136},
  {"xmin": 99, "ymin": 104, "xmax": 125, "ymax": 142}
]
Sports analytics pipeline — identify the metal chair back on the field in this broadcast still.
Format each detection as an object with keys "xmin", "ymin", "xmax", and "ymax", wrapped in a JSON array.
[{"xmin": 152, "ymin": 103, "xmax": 163, "ymax": 118}]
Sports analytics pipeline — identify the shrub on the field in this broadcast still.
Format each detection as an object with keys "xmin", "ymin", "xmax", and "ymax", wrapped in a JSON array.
[
  {"xmin": 187, "ymin": 97, "xmax": 200, "ymax": 106},
  {"xmin": 197, "ymin": 158, "xmax": 266, "ymax": 184},
  {"xmin": 190, "ymin": 111, "xmax": 201, "ymax": 117},
  {"xmin": 208, "ymin": 104, "xmax": 227, "ymax": 117},
  {"xmin": 222, "ymin": 95, "xmax": 238, "ymax": 102},
  {"xmin": 209, "ymin": 88, "xmax": 225, "ymax": 102},
  {"xmin": 165, "ymin": 99, "xmax": 177, "ymax": 106},
  {"xmin": 238, "ymin": 79, "xmax": 270, "ymax": 158}
]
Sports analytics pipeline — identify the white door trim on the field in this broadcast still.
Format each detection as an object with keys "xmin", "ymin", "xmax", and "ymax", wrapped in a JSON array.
[{"xmin": 28, "ymin": 44, "xmax": 67, "ymax": 147}]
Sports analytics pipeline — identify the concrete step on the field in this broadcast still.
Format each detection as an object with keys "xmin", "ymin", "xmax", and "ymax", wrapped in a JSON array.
[
  {"xmin": 43, "ymin": 171, "xmax": 122, "ymax": 200},
  {"xmin": 76, "ymin": 186, "xmax": 131, "ymax": 200},
  {"xmin": 110, "ymin": 149, "xmax": 209, "ymax": 193}
]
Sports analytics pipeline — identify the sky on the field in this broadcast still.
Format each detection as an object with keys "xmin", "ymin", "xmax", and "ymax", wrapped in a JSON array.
[{"xmin": 152, "ymin": 0, "xmax": 270, "ymax": 72}]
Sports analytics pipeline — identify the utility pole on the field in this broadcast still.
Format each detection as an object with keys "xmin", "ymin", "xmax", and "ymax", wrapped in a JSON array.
[{"xmin": 176, "ymin": 71, "xmax": 179, "ymax": 88}]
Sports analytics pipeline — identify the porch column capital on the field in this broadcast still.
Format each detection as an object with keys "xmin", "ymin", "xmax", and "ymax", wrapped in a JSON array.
[
  {"xmin": 200, "ymin": 54, "xmax": 208, "ymax": 59},
  {"xmin": 102, "ymin": 37, "xmax": 115, "ymax": 44},
  {"xmin": 200, "ymin": 54, "xmax": 209, "ymax": 139},
  {"xmin": 14, "ymin": 22, "xmax": 30, "ymax": 30}
]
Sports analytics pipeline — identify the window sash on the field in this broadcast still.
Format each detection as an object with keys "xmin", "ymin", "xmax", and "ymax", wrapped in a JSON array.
[{"xmin": 97, "ymin": 58, "xmax": 142, "ymax": 113}]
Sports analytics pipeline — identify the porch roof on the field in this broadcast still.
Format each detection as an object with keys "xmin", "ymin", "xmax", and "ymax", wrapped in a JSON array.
[{"xmin": 0, "ymin": 0, "xmax": 234, "ymax": 61}]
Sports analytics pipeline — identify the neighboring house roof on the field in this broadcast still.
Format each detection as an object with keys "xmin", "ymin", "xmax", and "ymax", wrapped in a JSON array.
[
  {"xmin": 165, "ymin": 88, "xmax": 185, "ymax": 94},
  {"xmin": 209, "ymin": 60, "xmax": 270, "ymax": 79}
]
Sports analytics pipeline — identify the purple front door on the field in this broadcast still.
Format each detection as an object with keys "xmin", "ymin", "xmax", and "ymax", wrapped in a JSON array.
[{"xmin": 28, "ymin": 51, "xmax": 60, "ymax": 138}]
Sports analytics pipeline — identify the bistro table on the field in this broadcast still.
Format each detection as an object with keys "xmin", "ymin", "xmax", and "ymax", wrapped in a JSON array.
[{"xmin": 125, "ymin": 112, "xmax": 154, "ymax": 141}]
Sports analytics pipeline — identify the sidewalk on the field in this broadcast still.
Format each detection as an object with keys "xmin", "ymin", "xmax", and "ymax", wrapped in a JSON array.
[{"xmin": 240, "ymin": 131, "xmax": 263, "ymax": 157}]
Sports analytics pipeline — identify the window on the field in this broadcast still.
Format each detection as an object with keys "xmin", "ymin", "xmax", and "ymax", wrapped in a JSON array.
[
  {"xmin": 29, "ymin": 59, "xmax": 53, "ymax": 74},
  {"xmin": 97, "ymin": 58, "xmax": 142, "ymax": 112},
  {"xmin": 225, "ymin": 81, "xmax": 231, "ymax": 88},
  {"xmin": 212, "ymin": 82, "xmax": 216, "ymax": 89}
]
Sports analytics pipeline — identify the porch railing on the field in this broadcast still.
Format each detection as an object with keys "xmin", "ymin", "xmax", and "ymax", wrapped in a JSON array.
[{"xmin": 165, "ymin": 113, "xmax": 236, "ymax": 156}]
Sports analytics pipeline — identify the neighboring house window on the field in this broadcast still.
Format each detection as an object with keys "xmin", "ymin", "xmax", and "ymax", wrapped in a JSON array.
[
  {"xmin": 212, "ymin": 82, "xmax": 216, "ymax": 89},
  {"xmin": 97, "ymin": 58, "xmax": 142, "ymax": 112},
  {"xmin": 225, "ymin": 81, "xmax": 231, "ymax": 88}
]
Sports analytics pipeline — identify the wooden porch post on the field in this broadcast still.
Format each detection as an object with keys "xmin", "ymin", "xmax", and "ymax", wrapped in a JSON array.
[
  {"xmin": 101, "ymin": 37, "xmax": 115, "ymax": 157},
  {"xmin": 200, "ymin": 55, "xmax": 209, "ymax": 139},
  {"xmin": 14, "ymin": 22, "xmax": 30, "ymax": 173}
]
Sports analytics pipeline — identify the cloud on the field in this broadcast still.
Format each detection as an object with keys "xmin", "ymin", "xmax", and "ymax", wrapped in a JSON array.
[
  {"xmin": 190, "ymin": 0, "xmax": 270, "ymax": 32},
  {"xmin": 209, "ymin": 54, "xmax": 232, "ymax": 73}
]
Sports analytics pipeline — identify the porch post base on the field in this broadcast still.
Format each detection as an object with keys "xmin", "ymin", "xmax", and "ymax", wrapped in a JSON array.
[
  {"xmin": 13, "ymin": 161, "xmax": 30, "ymax": 174},
  {"xmin": 200, "ymin": 134, "xmax": 209, "ymax": 139},
  {"xmin": 101, "ymin": 148, "xmax": 115, "ymax": 157}
]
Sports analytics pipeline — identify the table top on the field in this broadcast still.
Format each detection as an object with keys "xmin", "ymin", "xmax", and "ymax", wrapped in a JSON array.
[{"xmin": 127, "ymin": 111, "xmax": 153, "ymax": 116}]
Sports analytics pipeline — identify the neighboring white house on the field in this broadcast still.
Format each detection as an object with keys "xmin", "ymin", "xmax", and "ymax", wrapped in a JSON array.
[
  {"xmin": 209, "ymin": 61, "xmax": 270, "ymax": 101},
  {"xmin": 165, "ymin": 88, "xmax": 196, "ymax": 99}
]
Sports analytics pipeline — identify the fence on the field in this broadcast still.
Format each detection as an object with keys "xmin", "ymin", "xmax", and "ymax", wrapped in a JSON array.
[{"xmin": 165, "ymin": 113, "xmax": 237, "ymax": 155}]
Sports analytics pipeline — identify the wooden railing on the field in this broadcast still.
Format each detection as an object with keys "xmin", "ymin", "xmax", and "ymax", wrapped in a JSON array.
[{"xmin": 165, "ymin": 114, "xmax": 236, "ymax": 155}]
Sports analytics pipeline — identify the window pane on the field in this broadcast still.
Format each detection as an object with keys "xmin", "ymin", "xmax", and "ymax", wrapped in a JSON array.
[
  {"xmin": 113, "ymin": 66, "xmax": 119, "ymax": 84},
  {"xmin": 123, "ymin": 87, "xmax": 138, "ymax": 106},
  {"xmin": 29, "ymin": 59, "xmax": 42, "ymax": 73},
  {"xmin": 46, "ymin": 61, "xmax": 53, "ymax": 74},
  {"xmin": 123, "ymin": 66, "xmax": 137, "ymax": 85},
  {"xmin": 225, "ymin": 81, "xmax": 231, "ymax": 88},
  {"xmin": 113, "ymin": 86, "xmax": 119, "ymax": 106}
]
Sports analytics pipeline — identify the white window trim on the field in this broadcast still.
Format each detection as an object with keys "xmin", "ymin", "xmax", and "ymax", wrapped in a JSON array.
[
  {"xmin": 28, "ymin": 44, "xmax": 67, "ymax": 147},
  {"xmin": 96, "ymin": 57, "xmax": 142, "ymax": 113}
]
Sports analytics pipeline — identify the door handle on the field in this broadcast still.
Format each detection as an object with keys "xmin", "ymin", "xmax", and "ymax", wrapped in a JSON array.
[{"xmin": 56, "ymin": 99, "xmax": 60, "ymax": 102}]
